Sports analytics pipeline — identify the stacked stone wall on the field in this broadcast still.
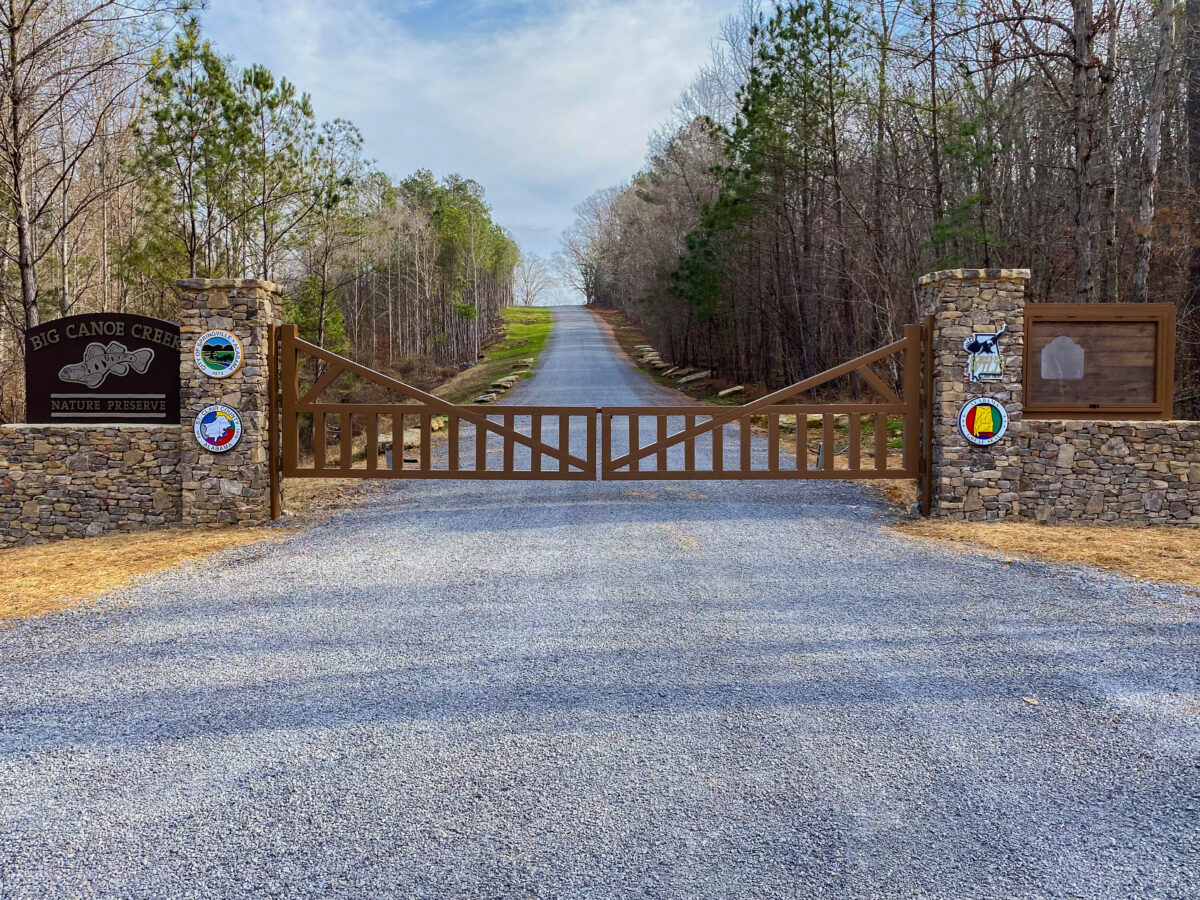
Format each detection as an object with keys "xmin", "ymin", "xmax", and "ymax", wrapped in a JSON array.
[
  {"xmin": 178, "ymin": 279, "xmax": 280, "ymax": 527},
  {"xmin": 0, "ymin": 425, "xmax": 182, "ymax": 547},
  {"xmin": 920, "ymin": 267, "xmax": 1199, "ymax": 526},
  {"xmin": 1017, "ymin": 421, "xmax": 1200, "ymax": 525},
  {"xmin": 919, "ymin": 268, "xmax": 1029, "ymax": 521},
  {"xmin": 0, "ymin": 278, "xmax": 279, "ymax": 547}
]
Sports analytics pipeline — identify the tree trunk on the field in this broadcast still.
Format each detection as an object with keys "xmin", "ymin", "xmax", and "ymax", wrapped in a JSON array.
[
  {"xmin": 14, "ymin": 167, "xmax": 36, "ymax": 329},
  {"xmin": 1100, "ymin": 0, "xmax": 1119, "ymax": 302},
  {"xmin": 1188, "ymin": 0, "xmax": 1200, "ymax": 416},
  {"xmin": 1132, "ymin": 0, "xmax": 1176, "ymax": 303},
  {"xmin": 824, "ymin": 19, "xmax": 854, "ymax": 358},
  {"xmin": 1072, "ymin": 0, "xmax": 1098, "ymax": 302},
  {"xmin": 7, "ymin": 7, "xmax": 37, "ymax": 330},
  {"xmin": 57, "ymin": 55, "xmax": 70, "ymax": 318},
  {"xmin": 318, "ymin": 259, "xmax": 328, "ymax": 350},
  {"xmin": 929, "ymin": 0, "xmax": 944, "ymax": 237},
  {"xmin": 101, "ymin": 190, "xmax": 110, "ymax": 312}
]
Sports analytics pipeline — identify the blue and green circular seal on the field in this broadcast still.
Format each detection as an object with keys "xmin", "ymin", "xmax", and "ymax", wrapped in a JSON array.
[{"xmin": 194, "ymin": 329, "xmax": 244, "ymax": 379}]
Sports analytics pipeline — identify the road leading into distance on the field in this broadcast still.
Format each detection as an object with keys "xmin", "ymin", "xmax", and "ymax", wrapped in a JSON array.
[{"xmin": 2, "ymin": 307, "xmax": 1197, "ymax": 899}]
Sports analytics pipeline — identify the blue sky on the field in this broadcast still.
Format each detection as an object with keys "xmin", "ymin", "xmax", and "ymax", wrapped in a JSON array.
[{"xmin": 203, "ymin": 0, "xmax": 738, "ymax": 263}]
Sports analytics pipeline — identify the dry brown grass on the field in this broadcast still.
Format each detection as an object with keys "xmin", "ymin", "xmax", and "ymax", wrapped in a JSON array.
[
  {"xmin": 895, "ymin": 520, "xmax": 1200, "ymax": 587},
  {"xmin": 282, "ymin": 473, "xmax": 391, "ymax": 518},
  {"xmin": 871, "ymin": 479, "xmax": 919, "ymax": 507},
  {"xmin": 589, "ymin": 306, "xmax": 650, "ymax": 364},
  {"xmin": 1, "ymin": 528, "xmax": 291, "ymax": 622}
]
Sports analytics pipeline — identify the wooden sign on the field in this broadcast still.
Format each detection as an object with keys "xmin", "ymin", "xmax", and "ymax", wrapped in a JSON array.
[
  {"xmin": 1024, "ymin": 304, "xmax": 1175, "ymax": 420},
  {"xmin": 24, "ymin": 314, "xmax": 181, "ymax": 424}
]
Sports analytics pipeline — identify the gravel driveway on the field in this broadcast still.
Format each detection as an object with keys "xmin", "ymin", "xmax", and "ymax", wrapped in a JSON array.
[{"xmin": 2, "ymin": 307, "xmax": 1197, "ymax": 899}]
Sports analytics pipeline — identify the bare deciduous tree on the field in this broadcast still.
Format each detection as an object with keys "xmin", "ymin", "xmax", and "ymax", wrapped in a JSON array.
[
  {"xmin": 514, "ymin": 251, "xmax": 552, "ymax": 306},
  {"xmin": 1132, "ymin": 0, "xmax": 1176, "ymax": 302},
  {"xmin": 0, "ymin": 0, "xmax": 178, "ymax": 329}
]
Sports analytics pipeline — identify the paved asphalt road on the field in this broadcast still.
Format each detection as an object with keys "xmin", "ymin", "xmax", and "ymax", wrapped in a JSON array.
[{"xmin": 2, "ymin": 307, "xmax": 1197, "ymax": 899}]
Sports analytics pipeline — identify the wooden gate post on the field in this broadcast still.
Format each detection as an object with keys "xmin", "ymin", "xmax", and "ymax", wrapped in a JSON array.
[
  {"xmin": 177, "ymin": 279, "xmax": 283, "ymax": 528},
  {"xmin": 918, "ymin": 268, "xmax": 1030, "ymax": 521}
]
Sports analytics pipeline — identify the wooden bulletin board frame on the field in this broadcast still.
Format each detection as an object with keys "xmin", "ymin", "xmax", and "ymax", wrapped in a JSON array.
[{"xmin": 1023, "ymin": 303, "xmax": 1176, "ymax": 420}]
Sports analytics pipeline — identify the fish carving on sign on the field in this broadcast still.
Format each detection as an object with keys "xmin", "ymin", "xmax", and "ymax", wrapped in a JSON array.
[{"xmin": 58, "ymin": 341, "xmax": 155, "ymax": 389}]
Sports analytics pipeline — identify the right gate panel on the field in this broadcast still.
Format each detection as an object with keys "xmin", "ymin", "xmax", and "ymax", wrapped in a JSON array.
[{"xmin": 601, "ymin": 324, "xmax": 923, "ymax": 481}]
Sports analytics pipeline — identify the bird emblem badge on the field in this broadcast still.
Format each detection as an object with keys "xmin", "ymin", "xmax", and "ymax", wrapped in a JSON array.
[{"xmin": 963, "ymin": 324, "xmax": 1006, "ymax": 383}]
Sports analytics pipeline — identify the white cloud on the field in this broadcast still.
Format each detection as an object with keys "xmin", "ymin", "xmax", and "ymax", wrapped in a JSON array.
[{"xmin": 203, "ymin": 0, "xmax": 736, "ymax": 258}]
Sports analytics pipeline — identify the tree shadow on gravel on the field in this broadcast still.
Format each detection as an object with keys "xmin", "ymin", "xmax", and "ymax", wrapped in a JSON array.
[{"xmin": 3, "ymin": 586, "xmax": 1196, "ymax": 758}]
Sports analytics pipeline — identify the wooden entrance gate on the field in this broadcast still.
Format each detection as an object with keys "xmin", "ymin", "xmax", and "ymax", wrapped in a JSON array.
[
  {"xmin": 272, "ymin": 320, "xmax": 934, "ymax": 513},
  {"xmin": 279, "ymin": 325, "xmax": 597, "ymax": 481}
]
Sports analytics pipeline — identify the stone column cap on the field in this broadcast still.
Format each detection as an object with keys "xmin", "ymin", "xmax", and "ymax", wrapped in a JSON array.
[
  {"xmin": 918, "ymin": 268, "xmax": 1031, "ymax": 286},
  {"xmin": 176, "ymin": 277, "xmax": 281, "ymax": 293}
]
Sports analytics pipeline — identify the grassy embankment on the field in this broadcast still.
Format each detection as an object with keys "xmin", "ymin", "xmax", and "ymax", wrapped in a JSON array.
[
  {"xmin": 590, "ymin": 305, "xmax": 1200, "ymax": 590},
  {"xmin": 2, "ymin": 308, "xmax": 556, "ymax": 623},
  {"xmin": 434, "ymin": 306, "xmax": 553, "ymax": 404}
]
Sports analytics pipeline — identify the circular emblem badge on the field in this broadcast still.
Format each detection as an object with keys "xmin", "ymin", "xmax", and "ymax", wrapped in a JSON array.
[
  {"xmin": 194, "ymin": 404, "xmax": 243, "ymax": 453},
  {"xmin": 194, "ymin": 330, "xmax": 244, "ymax": 378},
  {"xmin": 959, "ymin": 397, "xmax": 1009, "ymax": 446}
]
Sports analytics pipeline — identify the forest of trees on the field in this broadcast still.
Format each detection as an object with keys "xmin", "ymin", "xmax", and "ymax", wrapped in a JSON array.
[
  {"xmin": 0, "ymin": 3, "xmax": 518, "ymax": 422},
  {"xmin": 564, "ymin": 0, "xmax": 1200, "ymax": 417}
]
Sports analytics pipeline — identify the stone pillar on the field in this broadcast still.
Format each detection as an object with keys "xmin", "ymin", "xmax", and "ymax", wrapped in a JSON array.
[
  {"xmin": 918, "ymin": 268, "xmax": 1030, "ymax": 521},
  {"xmin": 178, "ymin": 278, "xmax": 281, "ymax": 527}
]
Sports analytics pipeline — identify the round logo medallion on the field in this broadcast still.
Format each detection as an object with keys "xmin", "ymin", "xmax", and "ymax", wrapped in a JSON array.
[
  {"xmin": 194, "ymin": 330, "xmax": 244, "ymax": 378},
  {"xmin": 958, "ymin": 397, "xmax": 1009, "ymax": 446},
  {"xmin": 194, "ymin": 404, "xmax": 243, "ymax": 453}
]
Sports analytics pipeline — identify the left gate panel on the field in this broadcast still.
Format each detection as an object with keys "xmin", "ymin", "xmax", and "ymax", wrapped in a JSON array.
[{"xmin": 279, "ymin": 325, "xmax": 597, "ymax": 481}]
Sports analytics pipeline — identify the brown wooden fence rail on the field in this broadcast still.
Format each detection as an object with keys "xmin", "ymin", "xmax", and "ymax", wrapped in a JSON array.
[
  {"xmin": 601, "ymin": 324, "xmax": 924, "ymax": 481},
  {"xmin": 279, "ymin": 325, "xmax": 597, "ymax": 481}
]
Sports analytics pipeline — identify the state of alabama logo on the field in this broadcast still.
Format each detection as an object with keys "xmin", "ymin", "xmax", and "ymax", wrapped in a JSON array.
[
  {"xmin": 194, "ymin": 404, "xmax": 243, "ymax": 453},
  {"xmin": 958, "ymin": 397, "xmax": 1008, "ymax": 446},
  {"xmin": 194, "ymin": 329, "xmax": 244, "ymax": 378}
]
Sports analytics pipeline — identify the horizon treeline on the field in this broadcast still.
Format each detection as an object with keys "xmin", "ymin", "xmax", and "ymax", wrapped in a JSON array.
[
  {"xmin": 0, "ymin": 5, "xmax": 518, "ymax": 422},
  {"xmin": 563, "ymin": 0, "xmax": 1198, "ymax": 416}
]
